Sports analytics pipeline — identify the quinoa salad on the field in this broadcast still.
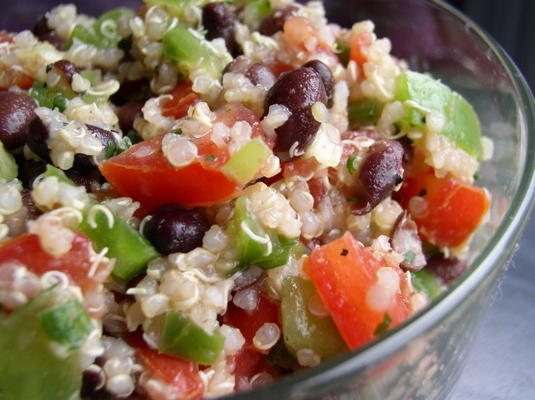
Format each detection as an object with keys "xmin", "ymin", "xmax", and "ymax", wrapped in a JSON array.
[{"xmin": 0, "ymin": 1, "xmax": 493, "ymax": 399}]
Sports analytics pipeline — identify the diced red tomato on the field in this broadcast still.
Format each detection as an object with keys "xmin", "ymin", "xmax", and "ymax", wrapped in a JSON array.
[
  {"xmin": 266, "ymin": 62, "xmax": 293, "ymax": 77},
  {"xmin": 100, "ymin": 134, "xmax": 242, "ymax": 209},
  {"xmin": 100, "ymin": 103, "xmax": 271, "ymax": 209},
  {"xmin": 229, "ymin": 347, "xmax": 282, "ymax": 392},
  {"xmin": 131, "ymin": 335, "xmax": 203, "ymax": 400},
  {"xmin": 304, "ymin": 232, "xmax": 411, "ymax": 350},
  {"xmin": 223, "ymin": 293, "xmax": 280, "ymax": 353},
  {"xmin": 0, "ymin": 67, "xmax": 33, "ymax": 90},
  {"xmin": 161, "ymin": 81, "xmax": 200, "ymax": 120},
  {"xmin": 0, "ymin": 233, "xmax": 111, "ymax": 292},
  {"xmin": 282, "ymin": 16, "xmax": 333, "ymax": 56},
  {"xmin": 395, "ymin": 167, "xmax": 490, "ymax": 248},
  {"xmin": 349, "ymin": 31, "xmax": 373, "ymax": 67},
  {"xmin": 0, "ymin": 34, "xmax": 32, "ymax": 90},
  {"xmin": 282, "ymin": 158, "xmax": 319, "ymax": 180}
]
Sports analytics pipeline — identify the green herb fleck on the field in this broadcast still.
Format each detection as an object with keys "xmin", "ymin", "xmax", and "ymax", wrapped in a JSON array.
[
  {"xmin": 346, "ymin": 154, "xmax": 358, "ymax": 174},
  {"xmin": 473, "ymin": 171, "xmax": 481, "ymax": 180},
  {"xmin": 104, "ymin": 137, "xmax": 132, "ymax": 159},
  {"xmin": 206, "ymin": 154, "xmax": 217, "ymax": 162},
  {"xmin": 404, "ymin": 251, "xmax": 416, "ymax": 265},
  {"xmin": 335, "ymin": 38, "xmax": 351, "ymax": 66},
  {"xmin": 346, "ymin": 197, "xmax": 357, "ymax": 203},
  {"xmin": 171, "ymin": 128, "xmax": 183, "ymax": 135},
  {"xmin": 373, "ymin": 313, "xmax": 392, "ymax": 336},
  {"xmin": 52, "ymin": 95, "xmax": 68, "ymax": 112},
  {"xmin": 104, "ymin": 141, "xmax": 117, "ymax": 159}
]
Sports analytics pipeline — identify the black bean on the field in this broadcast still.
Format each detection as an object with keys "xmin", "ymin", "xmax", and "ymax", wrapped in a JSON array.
[
  {"xmin": 259, "ymin": 6, "xmax": 298, "ymax": 36},
  {"xmin": 118, "ymin": 101, "xmax": 144, "ymax": 133},
  {"xmin": 224, "ymin": 56, "xmax": 276, "ymax": 88},
  {"xmin": 26, "ymin": 117, "xmax": 50, "ymax": 161},
  {"xmin": 32, "ymin": 15, "xmax": 65, "ymax": 50},
  {"xmin": 0, "ymin": 92, "xmax": 36, "ymax": 149},
  {"xmin": 14, "ymin": 154, "xmax": 46, "ymax": 189},
  {"xmin": 391, "ymin": 211, "xmax": 426, "ymax": 271},
  {"xmin": 21, "ymin": 189, "xmax": 41, "ymax": 219},
  {"xmin": 143, "ymin": 204, "xmax": 210, "ymax": 255},
  {"xmin": 302, "ymin": 60, "xmax": 334, "ymax": 107},
  {"xmin": 426, "ymin": 255, "xmax": 467, "ymax": 284},
  {"xmin": 264, "ymin": 67, "xmax": 327, "ymax": 155},
  {"xmin": 28, "ymin": 117, "xmax": 117, "ymax": 169},
  {"xmin": 245, "ymin": 63, "xmax": 276, "ymax": 88},
  {"xmin": 80, "ymin": 367, "xmax": 105, "ymax": 398},
  {"xmin": 51, "ymin": 60, "xmax": 79, "ymax": 84},
  {"xmin": 65, "ymin": 168, "xmax": 104, "ymax": 192},
  {"xmin": 202, "ymin": 2, "xmax": 241, "ymax": 57},
  {"xmin": 87, "ymin": 125, "xmax": 116, "ymax": 152},
  {"xmin": 352, "ymin": 140, "xmax": 404, "ymax": 215},
  {"xmin": 110, "ymin": 79, "xmax": 152, "ymax": 106},
  {"xmin": 74, "ymin": 125, "xmax": 118, "ymax": 169}
]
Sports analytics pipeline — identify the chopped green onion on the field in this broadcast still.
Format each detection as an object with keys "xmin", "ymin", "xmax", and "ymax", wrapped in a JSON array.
[
  {"xmin": 346, "ymin": 154, "xmax": 358, "ymax": 174},
  {"xmin": 373, "ymin": 313, "xmax": 392, "ymax": 336}
]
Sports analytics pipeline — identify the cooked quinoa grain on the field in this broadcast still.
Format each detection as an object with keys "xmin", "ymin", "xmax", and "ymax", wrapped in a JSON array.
[{"xmin": 0, "ymin": 1, "xmax": 491, "ymax": 399}]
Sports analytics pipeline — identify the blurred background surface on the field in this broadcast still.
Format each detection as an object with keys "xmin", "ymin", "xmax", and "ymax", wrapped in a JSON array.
[{"xmin": 1, "ymin": 1, "xmax": 533, "ymax": 399}]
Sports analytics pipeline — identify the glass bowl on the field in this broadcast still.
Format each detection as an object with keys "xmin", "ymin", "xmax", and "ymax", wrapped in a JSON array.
[
  {"xmin": 224, "ymin": 1, "xmax": 535, "ymax": 399},
  {"xmin": 4, "ymin": 0, "xmax": 534, "ymax": 399}
]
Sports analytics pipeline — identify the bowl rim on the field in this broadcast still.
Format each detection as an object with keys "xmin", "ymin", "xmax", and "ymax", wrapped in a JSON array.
[{"xmin": 225, "ymin": 0, "xmax": 535, "ymax": 398}]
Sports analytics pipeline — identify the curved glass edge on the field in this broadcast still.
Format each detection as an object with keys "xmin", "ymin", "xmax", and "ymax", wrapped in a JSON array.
[{"xmin": 225, "ymin": 0, "xmax": 535, "ymax": 398}]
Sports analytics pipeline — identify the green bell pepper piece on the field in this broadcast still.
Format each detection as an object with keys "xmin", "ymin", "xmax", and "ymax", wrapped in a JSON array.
[
  {"xmin": 146, "ymin": 0, "xmax": 229, "ymax": 21},
  {"xmin": 43, "ymin": 164, "xmax": 75, "ymax": 185},
  {"xmin": 29, "ymin": 81, "xmax": 73, "ymax": 111},
  {"xmin": 43, "ymin": 165, "xmax": 159, "ymax": 281},
  {"xmin": 394, "ymin": 71, "xmax": 483, "ymax": 159},
  {"xmin": 159, "ymin": 311, "xmax": 225, "ymax": 365},
  {"xmin": 242, "ymin": 0, "xmax": 272, "ymax": 29},
  {"xmin": 163, "ymin": 25, "xmax": 227, "ymax": 79},
  {"xmin": 79, "ymin": 203, "xmax": 159, "ymax": 281},
  {"xmin": 220, "ymin": 139, "xmax": 272, "ymax": 185},
  {"xmin": 39, "ymin": 299, "xmax": 92, "ymax": 350},
  {"xmin": 0, "ymin": 288, "xmax": 89, "ymax": 400},
  {"xmin": 80, "ymin": 69, "xmax": 102, "ymax": 86},
  {"xmin": 0, "ymin": 142, "xmax": 17, "ymax": 181},
  {"xmin": 66, "ymin": 8, "xmax": 133, "ymax": 50},
  {"xmin": 94, "ymin": 8, "xmax": 133, "ymax": 47},
  {"xmin": 411, "ymin": 269, "xmax": 443, "ymax": 301},
  {"xmin": 348, "ymin": 98, "xmax": 382, "ymax": 128},
  {"xmin": 228, "ymin": 196, "xmax": 298, "ymax": 270},
  {"xmin": 280, "ymin": 276, "xmax": 347, "ymax": 360}
]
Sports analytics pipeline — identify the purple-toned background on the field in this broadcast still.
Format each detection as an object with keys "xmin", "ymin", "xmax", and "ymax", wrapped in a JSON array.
[{"xmin": 1, "ymin": 1, "xmax": 533, "ymax": 399}]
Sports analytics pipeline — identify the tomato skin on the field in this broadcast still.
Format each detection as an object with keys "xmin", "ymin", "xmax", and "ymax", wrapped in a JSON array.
[
  {"xmin": 131, "ymin": 335, "xmax": 203, "ymax": 400},
  {"xmin": 223, "ymin": 293, "xmax": 280, "ymax": 352},
  {"xmin": 100, "ymin": 134, "xmax": 242, "ymax": 209},
  {"xmin": 161, "ymin": 81, "xmax": 200, "ymax": 119},
  {"xmin": 0, "ymin": 233, "xmax": 110, "ymax": 291},
  {"xmin": 304, "ymin": 232, "xmax": 411, "ymax": 350},
  {"xmin": 396, "ymin": 168, "xmax": 490, "ymax": 248}
]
